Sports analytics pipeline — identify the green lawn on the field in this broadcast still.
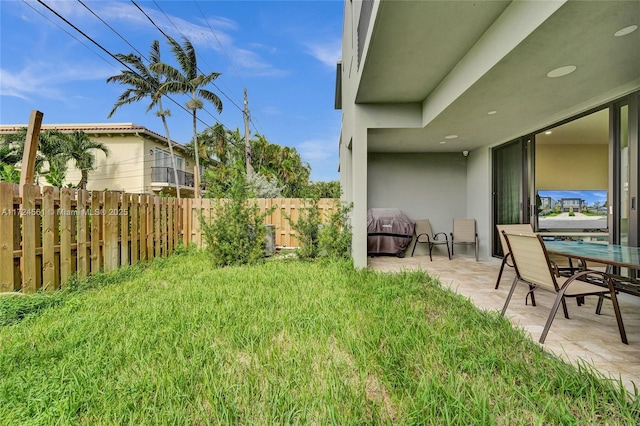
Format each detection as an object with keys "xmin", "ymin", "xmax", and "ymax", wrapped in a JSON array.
[{"xmin": 1, "ymin": 251, "xmax": 638, "ymax": 424}]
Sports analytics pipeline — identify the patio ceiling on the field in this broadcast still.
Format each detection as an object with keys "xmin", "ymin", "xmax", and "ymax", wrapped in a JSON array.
[{"xmin": 360, "ymin": 1, "xmax": 640, "ymax": 153}]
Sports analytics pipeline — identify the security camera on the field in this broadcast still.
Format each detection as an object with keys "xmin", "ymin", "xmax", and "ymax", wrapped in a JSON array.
[{"xmin": 462, "ymin": 150, "xmax": 469, "ymax": 157}]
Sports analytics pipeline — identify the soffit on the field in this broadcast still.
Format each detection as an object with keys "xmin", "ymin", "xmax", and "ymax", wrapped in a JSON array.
[
  {"xmin": 363, "ymin": 0, "xmax": 640, "ymax": 153},
  {"xmin": 357, "ymin": 0, "xmax": 511, "ymax": 103}
]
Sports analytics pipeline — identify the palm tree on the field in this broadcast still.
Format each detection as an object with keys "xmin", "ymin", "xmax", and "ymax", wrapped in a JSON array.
[
  {"xmin": 107, "ymin": 40, "xmax": 182, "ymax": 199},
  {"xmin": 152, "ymin": 35, "xmax": 223, "ymax": 197},
  {"xmin": 63, "ymin": 131, "xmax": 109, "ymax": 189}
]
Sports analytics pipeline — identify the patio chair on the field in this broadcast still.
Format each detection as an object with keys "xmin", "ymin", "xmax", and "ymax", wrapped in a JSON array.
[
  {"xmin": 410, "ymin": 219, "xmax": 451, "ymax": 261},
  {"xmin": 450, "ymin": 218, "xmax": 479, "ymax": 261},
  {"xmin": 501, "ymin": 231, "xmax": 627, "ymax": 344},
  {"xmin": 494, "ymin": 224, "xmax": 534, "ymax": 290}
]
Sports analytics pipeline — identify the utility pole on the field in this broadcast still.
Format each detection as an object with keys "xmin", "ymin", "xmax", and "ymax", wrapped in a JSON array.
[{"xmin": 244, "ymin": 88, "xmax": 253, "ymax": 179}]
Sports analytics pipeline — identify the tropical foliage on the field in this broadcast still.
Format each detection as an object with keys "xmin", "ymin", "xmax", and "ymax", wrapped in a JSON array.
[
  {"xmin": 0, "ymin": 129, "xmax": 109, "ymax": 188},
  {"xmin": 194, "ymin": 126, "xmax": 314, "ymax": 198},
  {"xmin": 151, "ymin": 35, "xmax": 224, "ymax": 194},
  {"xmin": 107, "ymin": 40, "xmax": 182, "ymax": 198}
]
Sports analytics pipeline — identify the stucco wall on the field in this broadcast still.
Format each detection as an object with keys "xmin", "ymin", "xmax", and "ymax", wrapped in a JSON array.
[
  {"xmin": 466, "ymin": 147, "xmax": 491, "ymax": 260},
  {"xmin": 65, "ymin": 134, "xmax": 146, "ymax": 192},
  {"xmin": 368, "ymin": 152, "xmax": 467, "ymax": 257},
  {"xmin": 64, "ymin": 133, "xmax": 190, "ymax": 194}
]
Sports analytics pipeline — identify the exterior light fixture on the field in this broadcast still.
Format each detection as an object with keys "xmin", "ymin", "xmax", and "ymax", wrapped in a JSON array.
[
  {"xmin": 547, "ymin": 65, "xmax": 577, "ymax": 78},
  {"xmin": 445, "ymin": 134, "xmax": 458, "ymax": 139},
  {"xmin": 462, "ymin": 150, "xmax": 469, "ymax": 157},
  {"xmin": 615, "ymin": 25, "xmax": 638, "ymax": 37}
]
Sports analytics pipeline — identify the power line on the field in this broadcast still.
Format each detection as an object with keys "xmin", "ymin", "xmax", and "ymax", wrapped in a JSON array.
[
  {"xmin": 146, "ymin": 0, "xmax": 246, "ymax": 115},
  {"xmin": 145, "ymin": 0, "xmax": 265, "ymax": 137},
  {"xmin": 193, "ymin": 0, "xmax": 266, "ymax": 136},
  {"xmin": 129, "ymin": 0, "xmax": 244, "ymax": 146},
  {"xmin": 32, "ymin": 0, "xmax": 241, "ymax": 151}
]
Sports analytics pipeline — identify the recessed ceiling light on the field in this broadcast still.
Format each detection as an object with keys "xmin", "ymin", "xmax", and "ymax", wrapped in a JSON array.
[
  {"xmin": 615, "ymin": 25, "xmax": 638, "ymax": 37},
  {"xmin": 445, "ymin": 134, "xmax": 458, "ymax": 139},
  {"xmin": 545, "ymin": 131, "xmax": 553, "ymax": 135},
  {"xmin": 440, "ymin": 141, "xmax": 446, "ymax": 144},
  {"xmin": 547, "ymin": 65, "xmax": 577, "ymax": 78},
  {"xmin": 487, "ymin": 110, "xmax": 498, "ymax": 115}
]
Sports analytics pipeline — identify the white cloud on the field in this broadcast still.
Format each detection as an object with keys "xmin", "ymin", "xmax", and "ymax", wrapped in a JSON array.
[
  {"xmin": 298, "ymin": 139, "xmax": 336, "ymax": 161},
  {"xmin": 304, "ymin": 39, "xmax": 341, "ymax": 68},
  {"xmin": 93, "ymin": 2, "xmax": 285, "ymax": 77},
  {"xmin": 0, "ymin": 63, "xmax": 114, "ymax": 101}
]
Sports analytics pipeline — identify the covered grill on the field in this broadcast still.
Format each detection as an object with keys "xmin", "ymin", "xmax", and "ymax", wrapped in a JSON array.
[{"xmin": 367, "ymin": 208, "xmax": 415, "ymax": 257}]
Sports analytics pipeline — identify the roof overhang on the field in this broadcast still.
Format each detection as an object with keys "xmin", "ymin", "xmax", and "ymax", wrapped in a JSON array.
[{"xmin": 357, "ymin": 0, "xmax": 640, "ymax": 153}]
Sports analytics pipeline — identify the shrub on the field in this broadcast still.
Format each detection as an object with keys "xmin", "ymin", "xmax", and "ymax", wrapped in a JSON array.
[
  {"xmin": 286, "ymin": 198, "xmax": 352, "ymax": 260},
  {"xmin": 285, "ymin": 198, "xmax": 322, "ymax": 259},
  {"xmin": 200, "ymin": 170, "xmax": 274, "ymax": 267},
  {"xmin": 318, "ymin": 201, "xmax": 352, "ymax": 260}
]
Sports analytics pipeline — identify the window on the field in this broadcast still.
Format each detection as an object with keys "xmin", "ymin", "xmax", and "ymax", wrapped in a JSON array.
[{"xmin": 154, "ymin": 149, "xmax": 183, "ymax": 170}]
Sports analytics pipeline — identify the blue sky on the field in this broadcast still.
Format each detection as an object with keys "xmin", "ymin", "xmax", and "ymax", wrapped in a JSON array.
[{"xmin": 0, "ymin": 0, "xmax": 343, "ymax": 182}]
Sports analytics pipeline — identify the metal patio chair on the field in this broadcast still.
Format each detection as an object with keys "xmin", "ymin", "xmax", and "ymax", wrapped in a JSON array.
[
  {"xmin": 450, "ymin": 218, "xmax": 479, "ymax": 261},
  {"xmin": 501, "ymin": 231, "xmax": 627, "ymax": 344},
  {"xmin": 410, "ymin": 219, "xmax": 451, "ymax": 261}
]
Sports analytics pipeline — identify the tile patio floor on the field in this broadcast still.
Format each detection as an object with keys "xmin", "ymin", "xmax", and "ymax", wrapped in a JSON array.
[{"xmin": 368, "ymin": 253, "xmax": 640, "ymax": 394}]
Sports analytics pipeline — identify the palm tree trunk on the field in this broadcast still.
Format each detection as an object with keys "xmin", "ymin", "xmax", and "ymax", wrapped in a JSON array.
[
  {"xmin": 79, "ymin": 170, "xmax": 88, "ymax": 190},
  {"xmin": 192, "ymin": 107, "xmax": 201, "ymax": 198},
  {"xmin": 158, "ymin": 100, "xmax": 181, "ymax": 200}
]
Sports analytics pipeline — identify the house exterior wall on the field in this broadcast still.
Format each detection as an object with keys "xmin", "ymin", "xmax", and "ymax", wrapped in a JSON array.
[
  {"xmin": 65, "ymin": 134, "xmax": 146, "ymax": 192},
  {"xmin": 368, "ymin": 153, "xmax": 466, "ymax": 257},
  {"xmin": 466, "ymin": 147, "xmax": 491, "ymax": 260},
  {"xmin": 338, "ymin": 1, "xmax": 638, "ymax": 267}
]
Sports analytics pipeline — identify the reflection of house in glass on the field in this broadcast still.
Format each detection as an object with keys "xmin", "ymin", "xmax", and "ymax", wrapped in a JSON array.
[{"xmin": 560, "ymin": 198, "xmax": 585, "ymax": 212}]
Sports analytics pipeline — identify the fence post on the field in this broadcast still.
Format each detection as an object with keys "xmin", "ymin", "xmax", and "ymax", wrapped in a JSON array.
[
  {"xmin": 59, "ymin": 188, "xmax": 73, "ymax": 285},
  {"xmin": 21, "ymin": 184, "xmax": 39, "ymax": 293},
  {"xmin": 42, "ymin": 186, "xmax": 56, "ymax": 291},
  {"xmin": 120, "ymin": 192, "xmax": 129, "ymax": 267},
  {"xmin": 130, "ymin": 194, "xmax": 139, "ymax": 264},
  {"xmin": 103, "ymin": 191, "xmax": 119, "ymax": 272},
  {"xmin": 0, "ymin": 182, "xmax": 16, "ymax": 292}
]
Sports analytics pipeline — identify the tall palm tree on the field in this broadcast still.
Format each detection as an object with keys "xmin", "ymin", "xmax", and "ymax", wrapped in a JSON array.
[
  {"xmin": 152, "ymin": 35, "xmax": 223, "ymax": 197},
  {"xmin": 63, "ymin": 131, "xmax": 109, "ymax": 189},
  {"xmin": 107, "ymin": 40, "xmax": 182, "ymax": 199}
]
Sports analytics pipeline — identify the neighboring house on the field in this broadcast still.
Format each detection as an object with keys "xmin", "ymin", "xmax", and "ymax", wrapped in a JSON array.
[
  {"xmin": 337, "ymin": 1, "xmax": 640, "ymax": 267},
  {"xmin": 0, "ymin": 123, "xmax": 195, "ymax": 197},
  {"xmin": 539, "ymin": 196, "xmax": 557, "ymax": 212},
  {"xmin": 560, "ymin": 198, "xmax": 585, "ymax": 213}
]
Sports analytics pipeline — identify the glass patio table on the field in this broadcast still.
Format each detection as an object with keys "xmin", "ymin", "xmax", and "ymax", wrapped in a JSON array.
[{"xmin": 544, "ymin": 240, "xmax": 640, "ymax": 297}]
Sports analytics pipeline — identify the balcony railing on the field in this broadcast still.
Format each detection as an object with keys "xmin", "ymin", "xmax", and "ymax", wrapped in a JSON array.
[{"xmin": 151, "ymin": 167, "xmax": 194, "ymax": 188}]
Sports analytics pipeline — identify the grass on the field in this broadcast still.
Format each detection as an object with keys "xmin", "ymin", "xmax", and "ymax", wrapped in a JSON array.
[{"xmin": 1, "ymin": 251, "xmax": 639, "ymax": 424}]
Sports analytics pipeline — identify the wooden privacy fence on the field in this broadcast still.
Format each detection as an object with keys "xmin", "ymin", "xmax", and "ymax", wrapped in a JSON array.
[
  {"xmin": 0, "ymin": 181, "xmax": 338, "ymax": 293},
  {"xmin": 183, "ymin": 197, "xmax": 339, "ymax": 248},
  {"xmin": 0, "ymin": 182, "xmax": 181, "ymax": 293}
]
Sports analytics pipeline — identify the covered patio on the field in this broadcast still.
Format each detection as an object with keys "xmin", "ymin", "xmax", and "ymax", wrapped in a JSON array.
[{"xmin": 369, "ymin": 254, "xmax": 640, "ymax": 394}]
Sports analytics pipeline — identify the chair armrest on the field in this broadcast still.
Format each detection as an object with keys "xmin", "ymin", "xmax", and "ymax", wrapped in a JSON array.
[
  {"xmin": 416, "ymin": 233, "xmax": 432, "ymax": 242},
  {"xmin": 433, "ymin": 232, "xmax": 448, "ymax": 241},
  {"xmin": 561, "ymin": 269, "xmax": 612, "ymax": 291}
]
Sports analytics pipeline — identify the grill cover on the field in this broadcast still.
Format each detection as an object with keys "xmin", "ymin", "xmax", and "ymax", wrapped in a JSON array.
[{"xmin": 367, "ymin": 208, "xmax": 415, "ymax": 257}]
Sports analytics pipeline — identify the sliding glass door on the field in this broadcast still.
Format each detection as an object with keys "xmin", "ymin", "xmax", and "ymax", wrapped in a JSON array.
[{"xmin": 492, "ymin": 138, "xmax": 528, "ymax": 256}]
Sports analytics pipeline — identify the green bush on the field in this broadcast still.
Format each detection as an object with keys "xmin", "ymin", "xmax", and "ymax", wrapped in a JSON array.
[
  {"xmin": 200, "ymin": 170, "xmax": 274, "ymax": 267},
  {"xmin": 285, "ymin": 198, "xmax": 322, "ymax": 259},
  {"xmin": 286, "ymin": 198, "xmax": 352, "ymax": 260},
  {"xmin": 318, "ymin": 201, "xmax": 352, "ymax": 260}
]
